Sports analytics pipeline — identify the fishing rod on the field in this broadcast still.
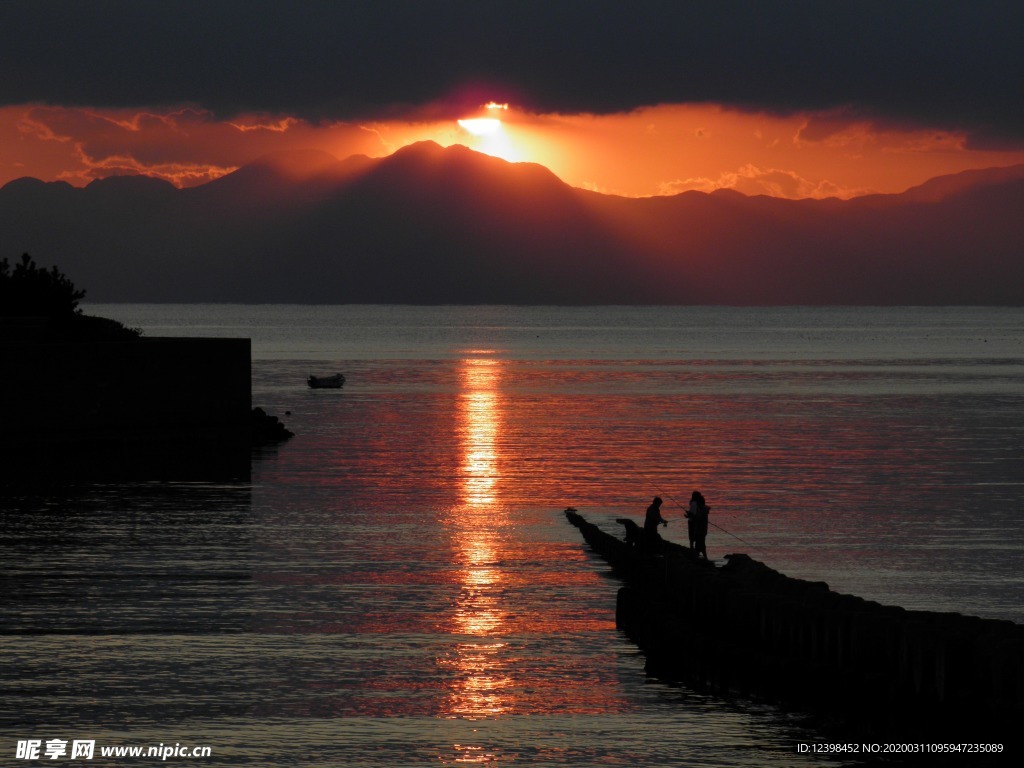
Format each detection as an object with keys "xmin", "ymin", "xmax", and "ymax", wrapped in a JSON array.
[{"xmin": 666, "ymin": 492, "xmax": 761, "ymax": 552}]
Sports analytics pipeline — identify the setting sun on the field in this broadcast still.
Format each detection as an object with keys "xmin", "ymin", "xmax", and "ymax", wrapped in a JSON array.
[
  {"xmin": 453, "ymin": 107, "xmax": 524, "ymax": 162},
  {"xmin": 457, "ymin": 118, "xmax": 501, "ymax": 135}
]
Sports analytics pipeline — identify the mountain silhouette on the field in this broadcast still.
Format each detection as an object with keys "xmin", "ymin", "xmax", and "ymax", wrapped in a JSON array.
[{"xmin": 1, "ymin": 143, "xmax": 1021, "ymax": 304}]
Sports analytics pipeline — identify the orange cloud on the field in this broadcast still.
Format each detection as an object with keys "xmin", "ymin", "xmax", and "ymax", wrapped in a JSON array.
[
  {"xmin": 507, "ymin": 105, "xmax": 1024, "ymax": 199},
  {"xmin": 2, "ymin": 102, "xmax": 1023, "ymax": 199},
  {"xmin": 2, "ymin": 105, "xmax": 390, "ymax": 188},
  {"xmin": 658, "ymin": 165, "xmax": 872, "ymax": 200}
]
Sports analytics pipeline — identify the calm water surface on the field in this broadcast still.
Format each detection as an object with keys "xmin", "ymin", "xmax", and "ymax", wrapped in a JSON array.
[{"xmin": 3, "ymin": 306, "xmax": 1022, "ymax": 766}]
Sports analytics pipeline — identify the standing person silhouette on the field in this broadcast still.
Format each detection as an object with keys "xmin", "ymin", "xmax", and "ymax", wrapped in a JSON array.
[
  {"xmin": 644, "ymin": 496, "xmax": 667, "ymax": 545},
  {"xmin": 686, "ymin": 491, "xmax": 710, "ymax": 560}
]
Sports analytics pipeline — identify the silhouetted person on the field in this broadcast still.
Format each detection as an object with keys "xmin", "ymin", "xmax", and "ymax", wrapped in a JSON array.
[
  {"xmin": 644, "ymin": 496, "xmax": 667, "ymax": 544},
  {"xmin": 686, "ymin": 491, "xmax": 710, "ymax": 560},
  {"xmin": 615, "ymin": 517, "xmax": 643, "ymax": 547}
]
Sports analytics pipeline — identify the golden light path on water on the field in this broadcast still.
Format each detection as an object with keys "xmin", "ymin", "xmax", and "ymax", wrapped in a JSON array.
[{"xmin": 441, "ymin": 353, "xmax": 513, "ymax": 726}]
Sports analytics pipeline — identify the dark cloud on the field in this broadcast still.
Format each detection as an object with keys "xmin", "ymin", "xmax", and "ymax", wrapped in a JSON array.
[{"xmin": 2, "ymin": 0, "xmax": 1021, "ymax": 144}]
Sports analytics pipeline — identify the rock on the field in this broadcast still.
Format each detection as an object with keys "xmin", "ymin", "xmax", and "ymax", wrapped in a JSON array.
[{"xmin": 251, "ymin": 407, "xmax": 294, "ymax": 445}]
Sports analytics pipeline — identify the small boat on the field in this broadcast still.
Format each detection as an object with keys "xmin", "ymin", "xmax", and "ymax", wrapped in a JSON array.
[{"xmin": 307, "ymin": 373, "xmax": 345, "ymax": 389}]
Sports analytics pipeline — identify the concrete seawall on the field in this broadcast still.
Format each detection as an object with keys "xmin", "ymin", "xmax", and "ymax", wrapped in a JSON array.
[
  {"xmin": 566, "ymin": 509, "xmax": 1022, "ymax": 740},
  {"xmin": 2, "ymin": 337, "xmax": 252, "ymax": 479}
]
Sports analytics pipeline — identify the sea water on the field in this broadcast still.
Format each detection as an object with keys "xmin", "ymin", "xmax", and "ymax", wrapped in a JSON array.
[{"xmin": 3, "ymin": 305, "xmax": 1022, "ymax": 766}]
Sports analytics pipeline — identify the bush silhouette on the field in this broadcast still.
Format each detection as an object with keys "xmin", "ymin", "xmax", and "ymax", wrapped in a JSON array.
[{"xmin": 1, "ymin": 253, "xmax": 140, "ymax": 339}]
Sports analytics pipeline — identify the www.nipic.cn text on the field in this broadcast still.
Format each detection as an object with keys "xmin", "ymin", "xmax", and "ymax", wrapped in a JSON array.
[{"xmin": 15, "ymin": 739, "xmax": 212, "ymax": 761}]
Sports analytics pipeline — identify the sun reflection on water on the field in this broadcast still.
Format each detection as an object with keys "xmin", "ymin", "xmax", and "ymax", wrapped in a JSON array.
[{"xmin": 440, "ymin": 355, "xmax": 513, "ymax": 720}]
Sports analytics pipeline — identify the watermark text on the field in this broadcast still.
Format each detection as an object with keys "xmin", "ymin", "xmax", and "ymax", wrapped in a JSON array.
[{"xmin": 15, "ymin": 739, "xmax": 211, "ymax": 761}]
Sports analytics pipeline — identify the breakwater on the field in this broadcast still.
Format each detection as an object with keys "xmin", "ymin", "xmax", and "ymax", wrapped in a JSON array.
[
  {"xmin": 1, "ymin": 337, "xmax": 252, "ymax": 480},
  {"xmin": 565, "ymin": 509, "xmax": 1022, "ymax": 741}
]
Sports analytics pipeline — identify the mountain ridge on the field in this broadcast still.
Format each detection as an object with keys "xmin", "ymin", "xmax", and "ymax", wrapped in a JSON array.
[
  {"xmin": 1, "ymin": 145, "xmax": 1021, "ymax": 304},
  {"xmin": 4, "ymin": 145, "xmax": 1023, "ymax": 202}
]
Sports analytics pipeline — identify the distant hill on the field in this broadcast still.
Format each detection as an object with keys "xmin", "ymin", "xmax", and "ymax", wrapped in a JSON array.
[{"xmin": 1, "ymin": 143, "xmax": 1021, "ymax": 304}]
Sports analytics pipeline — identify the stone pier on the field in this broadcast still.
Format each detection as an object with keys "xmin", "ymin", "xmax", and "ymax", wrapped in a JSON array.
[{"xmin": 566, "ymin": 509, "xmax": 1022, "ymax": 740}]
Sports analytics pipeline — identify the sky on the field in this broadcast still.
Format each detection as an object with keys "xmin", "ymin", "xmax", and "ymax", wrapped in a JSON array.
[{"xmin": 2, "ymin": 0, "xmax": 1022, "ymax": 199}]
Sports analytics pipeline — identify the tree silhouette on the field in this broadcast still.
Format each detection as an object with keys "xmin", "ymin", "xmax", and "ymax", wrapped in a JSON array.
[{"xmin": 1, "ymin": 253, "xmax": 86, "ymax": 319}]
